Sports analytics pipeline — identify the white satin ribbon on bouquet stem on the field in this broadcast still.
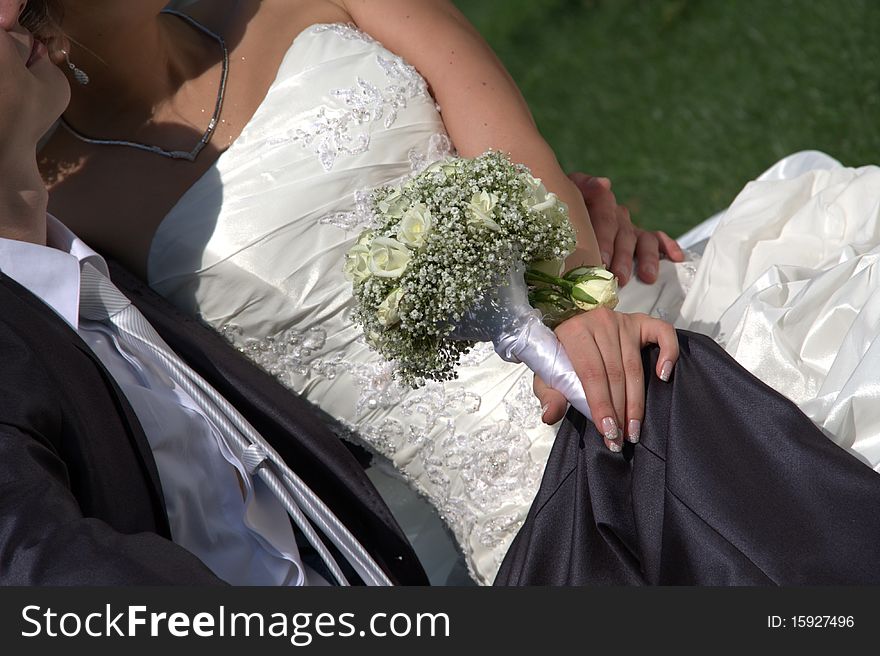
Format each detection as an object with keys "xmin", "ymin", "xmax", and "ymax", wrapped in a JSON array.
[{"xmin": 451, "ymin": 263, "xmax": 592, "ymax": 420}]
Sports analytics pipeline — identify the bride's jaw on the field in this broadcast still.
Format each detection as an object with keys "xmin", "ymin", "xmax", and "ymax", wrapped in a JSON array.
[
  {"xmin": 25, "ymin": 33, "xmax": 43, "ymax": 64},
  {"xmin": 0, "ymin": 34, "xmax": 69, "ymax": 145},
  {"xmin": 25, "ymin": 44, "xmax": 71, "ymax": 137}
]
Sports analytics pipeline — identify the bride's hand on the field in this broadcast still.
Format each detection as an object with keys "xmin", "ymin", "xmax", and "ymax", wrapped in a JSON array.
[{"xmin": 533, "ymin": 309, "xmax": 679, "ymax": 452}]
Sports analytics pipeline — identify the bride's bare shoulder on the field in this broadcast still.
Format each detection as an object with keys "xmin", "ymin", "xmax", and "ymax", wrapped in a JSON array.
[{"xmin": 185, "ymin": 0, "xmax": 352, "ymax": 42}]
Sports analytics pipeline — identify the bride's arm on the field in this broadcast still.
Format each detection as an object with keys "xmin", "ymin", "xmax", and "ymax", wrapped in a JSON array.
[
  {"xmin": 338, "ymin": 1, "xmax": 680, "ymax": 447},
  {"xmin": 340, "ymin": 0, "xmax": 601, "ymax": 268}
]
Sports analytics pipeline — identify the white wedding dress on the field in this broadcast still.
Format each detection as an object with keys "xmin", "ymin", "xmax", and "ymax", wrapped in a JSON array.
[
  {"xmin": 149, "ymin": 24, "xmax": 553, "ymax": 585},
  {"xmin": 619, "ymin": 150, "xmax": 880, "ymax": 473},
  {"xmin": 148, "ymin": 23, "xmax": 880, "ymax": 585}
]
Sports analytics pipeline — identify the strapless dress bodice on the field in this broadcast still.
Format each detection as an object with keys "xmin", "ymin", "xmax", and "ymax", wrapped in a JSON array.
[{"xmin": 149, "ymin": 23, "xmax": 555, "ymax": 584}]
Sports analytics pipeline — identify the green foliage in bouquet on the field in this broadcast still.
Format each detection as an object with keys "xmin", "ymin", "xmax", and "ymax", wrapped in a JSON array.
[{"xmin": 526, "ymin": 264, "xmax": 619, "ymax": 329}]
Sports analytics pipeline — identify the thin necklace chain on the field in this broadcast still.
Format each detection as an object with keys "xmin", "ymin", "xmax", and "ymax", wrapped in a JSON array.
[{"xmin": 59, "ymin": 9, "xmax": 229, "ymax": 162}]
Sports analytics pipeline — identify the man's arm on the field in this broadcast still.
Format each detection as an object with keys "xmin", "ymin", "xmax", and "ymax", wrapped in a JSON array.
[
  {"xmin": 0, "ymin": 420, "xmax": 226, "ymax": 585},
  {"xmin": 570, "ymin": 173, "xmax": 684, "ymax": 286},
  {"xmin": 0, "ymin": 304, "xmax": 224, "ymax": 586}
]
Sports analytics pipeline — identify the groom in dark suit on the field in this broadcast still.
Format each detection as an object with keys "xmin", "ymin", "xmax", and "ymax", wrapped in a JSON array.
[
  {"xmin": 0, "ymin": 252, "xmax": 426, "ymax": 585},
  {"xmin": 0, "ymin": 6, "xmax": 423, "ymax": 581},
  {"xmin": 0, "ymin": 215, "xmax": 427, "ymax": 585},
  {"xmin": 0, "ymin": 228, "xmax": 426, "ymax": 585}
]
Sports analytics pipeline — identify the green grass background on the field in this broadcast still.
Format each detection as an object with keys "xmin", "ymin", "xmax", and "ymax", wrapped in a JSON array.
[{"xmin": 456, "ymin": 0, "xmax": 880, "ymax": 236}]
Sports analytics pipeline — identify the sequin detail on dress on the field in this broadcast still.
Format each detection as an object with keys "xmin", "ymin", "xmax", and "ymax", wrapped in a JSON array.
[
  {"xmin": 318, "ymin": 189, "xmax": 376, "ymax": 232},
  {"xmin": 408, "ymin": 133, "xmax": 455, "ymax": 174},
  {"xmin": 219, "ymin": 315, "xmax": 544, "ymax": 581},
  {"xmin": 218, "ymin": 324, "xmax": 341, "ymax": 385},
  {"xmin": 319, "ymin": 133, "xmax": 456, "ymax": 231},
  {"xmin": 339, "ymin": 377, "xmax": 544, "ymax": 580},
  {"xmin": 268, "ymin": 24, "xmax": 433, "ymax": 171}
]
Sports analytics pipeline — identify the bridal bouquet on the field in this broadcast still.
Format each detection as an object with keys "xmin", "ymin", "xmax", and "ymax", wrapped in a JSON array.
[{"xmin": 345, "ymin": 151, "xmax": 617, "ymax": 417}]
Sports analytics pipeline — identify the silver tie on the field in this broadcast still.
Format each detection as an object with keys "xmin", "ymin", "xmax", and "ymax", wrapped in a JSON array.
[{"xmin": 79, "ymin": 262, "xmax": 392, "ymax": 586}]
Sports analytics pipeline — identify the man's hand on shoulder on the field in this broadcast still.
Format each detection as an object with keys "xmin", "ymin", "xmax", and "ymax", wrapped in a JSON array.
[{"xmin": 569, "ymin": 172, "xmax": 684, "ymax": 286}]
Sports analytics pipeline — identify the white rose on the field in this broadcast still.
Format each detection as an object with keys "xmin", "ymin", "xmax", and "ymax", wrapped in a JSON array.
[
  {"xmin": 343, "ymin": 231, "xmax": 375, "ymax": 283},
  {"xmin": 366, "ymin": 330, "xmax": 386, "ymax": 348},
  {"xmin": 376, "ymin": 287, "xmax": 404, "ymax": 327},
  {"xmin": 344, "ymin": 244, "xmax": 371, "ymax": 283},
  {"xmin": 467, "ymin": 190, "xmax": 502, "ymax": 232},
  {"xmin": 531, "ymin": 192, "xmax": 559, "ymax": 213},
  {"xmin": 522, "ymin": 173, "xmax": 558, "ymax": 212},
  {"xmin": 377, "ymin": 188, "xmax": 408, "ymax": 219},
  {"xmin": 368, "ymin": 237, "xmax": 412, "ymax": 278},
  {"xmin": 521, "ymin": 172, "xmax": 543, "ymax": 191},
  {"xmin": 425, "ymin": 158, "xmax": 459, "ymax": 178},
  {"xmin": 570, "ymin": 268, "xmax": 619, "ymax": 311},
  {"xmin": 396, "ymin": 203, "xmax": 433, "ymax": 248}
]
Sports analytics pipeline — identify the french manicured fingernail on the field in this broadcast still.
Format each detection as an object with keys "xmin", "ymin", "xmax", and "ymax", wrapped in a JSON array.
[
  {"xmin": 601, "ymin": 251, "xmax": 612, "ymax": 267},
  {"xmin": 627, "ymin": 419, "xmax": 641, "ymax": 443},
  {"xmin": 660, "ymin": 360, "xmax": 673, "ymax": 382},
  {"xmin": 607, "ymin": 439, "xmax": 623, "ymax": 453},
  {"xmin": 601, "ymin": 416, "xmax": 618, "ymax": 442}
]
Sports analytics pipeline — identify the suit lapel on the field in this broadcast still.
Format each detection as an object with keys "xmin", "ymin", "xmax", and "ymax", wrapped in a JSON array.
[{"xmin": 0, "ymin": 273, "xmax": 172, "ymax": 537}]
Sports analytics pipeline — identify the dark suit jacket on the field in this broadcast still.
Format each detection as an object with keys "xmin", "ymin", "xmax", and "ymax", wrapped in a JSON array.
[
  {"xmin": 0, "ymin": 268, "xmax": 426, "ymax": 585},
  {"xmin": 0, "ymin": 272, "xmax": 222, "ymax": 584},
  {"xmin": 496, "ymin": 331, "xmax": 880, "ymax": 585}
]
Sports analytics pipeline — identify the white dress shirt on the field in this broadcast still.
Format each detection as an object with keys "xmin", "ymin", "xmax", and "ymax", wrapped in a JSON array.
[{"xmin": 0, "ymin": 216, "xmax": 323, "ymax": 586}]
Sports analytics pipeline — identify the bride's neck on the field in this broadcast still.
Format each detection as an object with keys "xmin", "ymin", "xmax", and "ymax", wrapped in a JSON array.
[{"xmin": 61, "ymin": 13, "xmax": 222, "ymax": 136}]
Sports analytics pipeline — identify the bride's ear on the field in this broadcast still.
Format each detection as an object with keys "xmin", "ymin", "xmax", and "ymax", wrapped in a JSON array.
[
  {"xmin": 46, "ymin": 33, "xmax": 69, "ymax": 66},
  {"xmin": 19, "ymin": 0, "xmax": 67, "ymax": 64}
]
